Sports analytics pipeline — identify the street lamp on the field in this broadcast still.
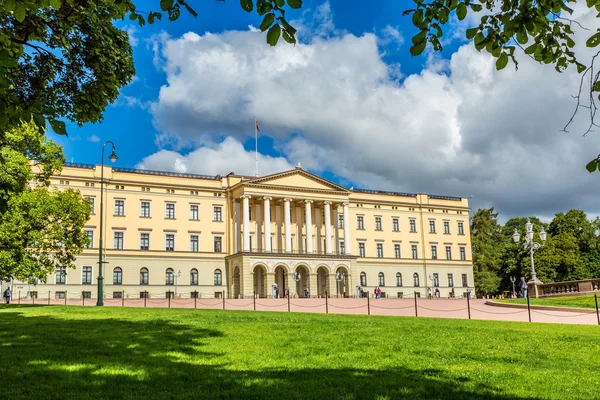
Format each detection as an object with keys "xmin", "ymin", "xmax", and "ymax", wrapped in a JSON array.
[
  {"xmin": 335, "ymin": 271, "xmax": 346, "ymax": 297},
  {"xmin": 97, "ymin": 141, "xmax": 118, "ymax": 306},
  {"xmin": 292, "ymin": 271, "xmax": 301, "ymax": 297},
  {"xmin": 174, "ymin": 270, "xmax": 181, "ymax": 296},
  {"xmin": 512, "ymin": 219, "xmax": 546, "ymax": 283}
]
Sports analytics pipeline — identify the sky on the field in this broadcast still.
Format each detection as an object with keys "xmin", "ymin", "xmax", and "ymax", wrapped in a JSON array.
[{"xmin": 50, "ymin": 0, "xmax": 600, "ymax": 222}]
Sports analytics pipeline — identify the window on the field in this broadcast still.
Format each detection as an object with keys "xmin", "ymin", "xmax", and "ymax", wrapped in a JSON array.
[
  {"xmin": 190, "ymin": 235, "xmax": 199, "ymax": 252},
  {"xmin": 113, "ymin": 267, "xmax": 122, "ymax": 285},
  {"xmin": 55, "ymin": 266, "xmax": 66, "ymax": 284},
  {"xmin": 190, "ymin": 204, "xmax": 199, "ymax": 220},
  {"xmin": 140, "ymin": 201, "xmax": 150, "ymax": 217},
  {"xmin": 166, "ymin": 268, "xmax": 175, "ymax": 285},
  {"xmin": 113, "ymin": 292, "xmax": 123, "ymax": 299},
  {"xmin": 376, "ymin": 243, "xmax": 384, "ymax": 258},
  {"xmin": 413, "ymin": 273, "xmax": 420, "ymax": 287},
  {"xmin": 458, "ymin": 221, "xmax": 464, "ymax": 235},
  {"xmin": 433, "ymin": 273, "xmax": 439, "ymax": 287},
  {"xmin": 140, "ymin": 291, "xmax": 148, "ymax": 299},
  {"xmin": 445, "ymin": 245, "xmax": 452, "ymax": 260},
  {"xmin": 86, "ymin": 197, "xmax": 95, "ymax": 214},
  {"xmin": 213, "ymin": 206, "xmax": 222, "ymax": 221},
  {"xmin": 431, "ymin": 245, "xmax": 437, "ymax": 260},
  {"xmin": 448, "ymin": 273, "xmax": 454, "ymax": 287},
  {"xmin": 394, "ymin": 244, "xmax": 401, "ymax": 259},
  {"xmin": 82, "ymin": 266, "xmax": 92, "ymax": 285},
  {"xmin": 460, "ymin": 246, "xmax": 466, "ymax": 260},
  {"xmin": 114, "ymin": 200, "xmax": 124, "ymax": 216},
  {"xmin": 357, "ymin": 216, "xmax": 364, "ymax": 230},
  {"xmin": 114, "ymin": 232, "xmax": 124, "ymax": 250},
  {"xmin": 396, "ymin": 273, "xmax": 402, "ymax": 287},
  {"xmin": 429, "ymin": 220, "xmax": 436, "ymax": 233},
  {"xmin": 392, "ymin": 218, "xmax": 399, "ymax": 232},
  {"xmin": 378, "ymin": 272, "xmax": 385, "ymax": 286},
  {"xmin": 214, "ymin": 236, "xmax": 222, "ymax": 253},
  {"xmin": 30, "ymin": 291, "xmax": 38, "ymax": 299},
  {"xmin": 409, "ymin": 219, "xmax": 416, "ymax": 232},
  {"xmin": 462, "ymin": 274, "xmax": 468, "ymax": 287},
  {"xmin": 411, "ymin": 244, "xmax": 418, "ymax": 259},
  {"xmin": 165, "ymin": 203, "xmax": 175, "ymax": 219},
  {"xmin": 83, "ymin": 291, "xmax": 92, "ymax": 299},
  {"xmin": 140, "ymin": 233, "xmax": 150, "ymax": 250},
  {"xmin": 56, "ymin": 291, "xmax": 65, "ymax": 299},
  {"xmin": 340, "ymin": 241, "xmax": 345, "ymax": 255},
  {"xmin": 84, "ymin": 230, "xmax": 93, "ymax": 248},
  {"xmin": 165, "ymin": 234, "xmax": 175, "ymax": 251},
  {"xmin": 358, "ymin": 242, "xmax": 365, "ymax": 257},
  {"xmin": 360, "ymin": 272, "xmax": 367, "ymax": 286},
  {"xmin": 190, "ymin": 268, "xmax": 199, "ymax": 285},
  {"xmin": 338, "ymin": 214, "xmax": 344, "ymax": 228},
  {"xmin": 140, "ymin": 268, "xmax": 149, "ymax": 285},
  {"xmin": 214, "ymin": 269, "xmax": 222, "ymax": 285},
  {"xmin": 444, "ymin": 221, "xmax": 450, "ymax": 234},
  {"xmin": 375, "ymin": 217, "xmax": 382, "ymax": 231}
]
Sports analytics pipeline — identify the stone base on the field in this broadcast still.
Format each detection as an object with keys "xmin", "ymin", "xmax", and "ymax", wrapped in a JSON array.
[{"xmin": 527, "ymin": 279, "xmax": 544, "ymax": 298}]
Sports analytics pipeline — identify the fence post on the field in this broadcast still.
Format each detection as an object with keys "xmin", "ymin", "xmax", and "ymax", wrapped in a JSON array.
[
  {"xmin": 168, "ymin": 292, "xmax": 171, "ymax": 308},
  {"xmin": 122, "ymin": 291, "xmax": 125, "ymax": 307},
  {"xmin": 325, "ymin": 291, "xmax": 328, "ymax": 314},
  {"xmin": 48, "ymin": 290, "xmax": 50, "ymax": 306},
  {"xmin": 466, "ymin": 293, "xmax": 471, "ymax": 320},
  {"xmin": 414, "ymin": 293, "xmax": 418, "ymax": 317},
  {"xmin": 194, "ymin": 292, "xmax": 197, "ymax": 309},
  {"xmin": 595, "ymin": 294, "xmax": 599, "ymax": 326},
  {"xmin": 253, "ymin": 291, "xmax": 256, "ymax": 311},
  {"xmin": 18, "ymin": 291, "xmax": 20, "ymax": 305},
  {"xmin": 287, "ymin": 292, "xmax": 290, "ymax": 312},
  {"xmin": 82, "ymin": 291, "xmax": 84, "ymax": 306},
  {"xmin": 222, "ymin": 291, "xmax": 225, "ymax": 310},
  {"xmin": 526, "ymin": 292, "xmax": 531, "ymax": 323},
  {"xmin": 367, "ymin": 293, "xmax": 370, "ymax": 316},
  {"xmin": 144, "ymin": 291, "xmax": 147, "ymax": 308}
]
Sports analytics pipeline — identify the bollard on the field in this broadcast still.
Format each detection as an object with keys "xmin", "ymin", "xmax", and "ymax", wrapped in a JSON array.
[
  {"xmin": 222, "ymin": 291, "xmax": 225, "ymax": 310},
  {"xmin": 254, "ymin": 291, "xmax": 256, "ymax": 311},
  {"xmin": 82, "ymin": 291, "xmax": 85, "ymax": 306},
  {"xmin": 168, "ymin": 293, "xmax": 171, "ymax": 308},
  {"xmin": 414, "ymin": 294, "xmax": 418, "ymax": 317},
  {"xmin": 466, "ymin": 293, "xmax": 471, "ymax": 320},
  {"xmin": 367, "ymin": 293, "xmax": 370, "ymax": 316},
  {"xmin": 325, "ymin": 291, "xmax": 328, "ymax": 314},
  {"xmin": 595, "ymin": 294, "xmax": 599, "ymax": 326},
  {"xmin": 48, "ymin": 290, "xmax": 51, "ymax": 306},
  {"xmin": 526, "ymin": 292, "xmax": 531, "ymax": 323},
  {"xmin": 194, "ymin": 293, "xmax": 197, "ymax": 309},
  {"xmin": 144, "ymin": 291, "xmax": 147, "ymax": 308}
]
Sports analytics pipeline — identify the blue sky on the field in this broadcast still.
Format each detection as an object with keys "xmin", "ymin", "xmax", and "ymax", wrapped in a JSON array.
[{"xmin": 48, "ymin": 1, "xmax": 600, "ymax": 219}]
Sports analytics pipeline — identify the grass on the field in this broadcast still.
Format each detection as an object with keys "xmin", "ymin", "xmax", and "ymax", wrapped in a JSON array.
[
  {"xmin": 497, "ymin": 294, "xmax": 599, "ymax": 309},
  {"xmin": 1, "ymin": 305, "xmax": 599, "ymax": 400}
]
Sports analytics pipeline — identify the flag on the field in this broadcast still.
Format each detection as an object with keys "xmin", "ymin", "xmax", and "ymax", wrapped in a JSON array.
[{"xmin": 255, "ymin": 120, "xmax": 260, "ymax": 132}]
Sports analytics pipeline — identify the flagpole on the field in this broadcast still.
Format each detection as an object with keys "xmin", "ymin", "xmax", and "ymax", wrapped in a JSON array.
[{"xmin": 255, "ymin": 118, "xmax": 258, "ymax": 177}]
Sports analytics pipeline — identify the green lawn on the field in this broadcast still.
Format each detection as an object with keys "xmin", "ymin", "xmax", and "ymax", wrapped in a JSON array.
[
  {"xmin": 497, "ymin": 294, "xmax": 599, "ymax": 309},
  {"xmin": 1, "ymin": 305, "xmax": 598, "ymax": 399}
]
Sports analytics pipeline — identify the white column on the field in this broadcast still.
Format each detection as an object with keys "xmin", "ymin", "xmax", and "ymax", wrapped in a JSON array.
[
  {"xmin": 284, "ymin": 198, "xmax": 291, "ymax": 252},
  {"xmin": 234, "ymin": 201, "xmax": 240, "ymax": 253},
  {"xmin": 343, "ymin": 202, "xmax": 351, "ymax": 255},
  {"xmin": 333, "ymin": 207, "xmax": 339, "ymax": 253},
  {"xmin": 264, "ymin": 197, "xmax": 272, "ymax": 252},
  {"xmin": 305, "ymin": 200, "xmax": 313, "ymax": 253},
  {"xmin": 324, "ymin": 201, "xmax": 332, "ymax": 254},
  {"xmin": 315, "ymin": 205, "xmax": 321, "ymax": 253},
  {"xmin": 242, "ymin": 195, "xmax": 251, "ymax": 251},
  {"xmin": 255, "ymin": 202, "xmax": 262, "ymax": 251},
  {"xmin": 296, "ymin": 205, "xmax": 303, "ymax": 252},
  {"xmin": 275, "ymin": 204, "xmax": 282, "ymax": 251}
]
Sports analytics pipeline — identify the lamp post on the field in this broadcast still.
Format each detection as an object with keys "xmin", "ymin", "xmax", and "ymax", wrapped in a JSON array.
[
  {"xmin": 97, "ymin": 141, "xmax": 118, "ymax": 306},
  {"xmin": 512, "ymin": 219, "xmax": 546, "ymax": 283},
  {"xmin": 510, "ymin": 276, "xmax": 516, "ymax": 298},
  {"xmin": 292, "ymin": 271, "xmax": 301, "ymax": 297},
  {"xmin": 174, "ymin": 270, "xmax": 181, "ymax": 296}
]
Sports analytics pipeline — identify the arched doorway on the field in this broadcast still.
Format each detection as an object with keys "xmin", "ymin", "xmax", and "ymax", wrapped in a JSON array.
[
  {"xmin": 335, "ymin": 266, "xmax": 349, "ymax": 297},
  {"xmin": 316, "ymin": 266, "xmax": 329, "ymax": 297},
  {"xmin": 293, "ymin": 264, "xmax": 310, "ymax": 297},
  {"xmin": 233, "ymin": 266, "xmax": 241, "ymax": 298},
  {"xmin": 274, "ymin": 265, "xmax": 288, "ymax": 298},
  {"xmin": 253, "ymin": 264, "xmax": 267, "ymax": 298}
]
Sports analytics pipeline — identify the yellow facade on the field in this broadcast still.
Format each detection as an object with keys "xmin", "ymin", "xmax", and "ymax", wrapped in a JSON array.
[{"xmin": 13, "ymin": 163, "xmax": 473, "ymax": 300}]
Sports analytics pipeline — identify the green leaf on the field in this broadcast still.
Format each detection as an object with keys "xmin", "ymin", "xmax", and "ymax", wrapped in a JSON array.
[
  {"xmin": 148, "ymin": 13, "xmax": 155, "ymax": 24},
  {"xmin": 4, "ymin": 0, "xmax": 15, "ymax": 12},
  {"xmin": 160, "ymin": 0, "xmax": 174, "ymax": 11},
  {"xmin": 516, "ymin": 31, "xmax": 528, "ymax": 45},
  {"xmin": 287, "ymin": 0, "xmax": 302, "ymax": 9},
  {"xmin": 412, "ymin": 30, "xmax": 427, "ymax": 45},
  {"xmin": 260, "ymin": 13, "xmax": 275, "ymax": 32},
  {"xmin": 594, "ymin": 80, "xmax": 600, "ymax": 92},
  {"xmin": 586, "ymin": 159, "xmax": 598, "ymax": 173},
  {"xmin": 496, "ymin": 52, "xmax": 509, "ymax": 70},
  {"xmin": 240, "ymin": 0, "xmax": 253, "ymax": 12},
  {"xmin": 412, "ymin": 9, "xmax": 424, "ymax": 28},
  {"xmin": 49, "ymin": 119, "xmax": 67, "ymax": 136},
  {"xmin": 184, "ymin": 3, "xmax": 198, "ymax": 17},
  {"xmin": 129, "ymin": 12, "xmax": 137, "ymax": 20},
  {"xmin": 456, "ymin": 3, "xmax": 467, "ymax": 21},
  {"xmin": 576, "ymin": 62, "xmax": 587, "ymax": 73},
  {"xmin": 278, "ymin": 17, "xmax": 297, "ymax": 35},
  {"xmin": 470, "ymin": 3, "xmax": 482, "ymax": 11},
  {"xmin": 282, "ymin": 29, "xmax": 296, "ymax": 44},
  {"xmin": 524, "ymin": 43, "xmax": 537, "ymax": 54},
  {"xmin": 266, "ymin": 24, "xmax": 281, "ymax": 46},
  {"xmin": 49, "ymin": 0, "xmax": 62, "ymax": 9},
  {"xmin": 465, "ymin": 28, "xmax": 478, "ymax": 40},
  {"xmin": 275, "ymin": 0, "xmax": 285, "ymax": 7},
  {"xmin": 13, "ymin": 2, "xmax": 26, "ymax": 22},
  {"xmin": 410, "ymin": 42, "xmax": 426, "ymax": 56},
  {"xmin": 586, "ymin": 32, "xmax": 600, "ymax": 48},
  {"xmin": 33, "ymin": 113, "xmax": 45, "ymax": 128}
]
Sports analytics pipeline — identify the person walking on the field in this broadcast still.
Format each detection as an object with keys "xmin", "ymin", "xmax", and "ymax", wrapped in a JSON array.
[
  {"xmin": 519, "ymin": 277, "xmax": 528, "ymax": 298},
  {"xmin": 427, "ymin": 287, "xmax": 432, "ymax": 299},
  {"xmin": 376, "ymin": 287, "xmax": 381, "ymax": 299},
  {"xmin": 450, "ymin": 287, "xmax": 455, "ymax": 299},
  {"xmin": 4, "ymin": 287, "xmax": 12, "ymax": 304}
]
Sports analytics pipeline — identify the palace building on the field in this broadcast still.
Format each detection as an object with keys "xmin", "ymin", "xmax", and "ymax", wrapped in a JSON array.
[{"xmin": 16, "ymin": 162, "xmax": 473, "ymax": 299}]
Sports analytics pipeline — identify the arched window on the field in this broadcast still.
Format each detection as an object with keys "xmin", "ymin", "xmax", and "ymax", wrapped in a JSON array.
[
  {"xmin": 190, "ymin": 268, "xmax": 198, "ymax": 285},
  {"xmin": 396, "ymin": 273, "xmax": 402, "ymax": 287},
  {"xmin": 360, "ymin": 272, "xmax": 367, "ymax": 286},
  {"xmin": 214, "ymin": 269, "xmax": 222, "ymax": 286},
  {"xmin": 166, "ymin": 268, "xmax": 174, "ymax": 285},
  {"xmin": 140, "ymin": 268, "xmax": 149, "ymax": 285},
  {"xmin": 113, "ymin": 267, "xmax": 122, "ymax": 285},
  {"xmin": 413, "ymin": 273, "xmax": 420, "ymax": 287},
  {"xmin": 378, "ymin": 272, "xmax": 385, "ymax": 286}
]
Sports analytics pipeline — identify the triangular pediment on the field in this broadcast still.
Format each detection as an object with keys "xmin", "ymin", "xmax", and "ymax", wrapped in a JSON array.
[{"xmin": 246, "ymin": 169, "xmax": 349, "ymax": 192}]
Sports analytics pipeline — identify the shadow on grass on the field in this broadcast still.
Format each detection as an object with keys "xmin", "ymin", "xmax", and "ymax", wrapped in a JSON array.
[{"xmin": 0, "ymin": 306, "xmax": 538, "ymax": 400}]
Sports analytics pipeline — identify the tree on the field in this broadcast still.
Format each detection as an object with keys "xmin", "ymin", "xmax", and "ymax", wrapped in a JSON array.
[
  {"xmin": 548, "ymin": 209, "xmax": 594, "ymax": 253},
  {"xmin": 470, "ymin": 208, "xmax": 504, "ymax": 295},
  {"xmin": 0, "ymin": 123, "xmax": 90, "ymax": 282}
]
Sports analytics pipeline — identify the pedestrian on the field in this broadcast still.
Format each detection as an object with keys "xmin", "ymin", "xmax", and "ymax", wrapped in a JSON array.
[
  {"xmin": 376, "ymin": 287, "xmax": 381, "ymax": 299},
  {"xmin": 519, "ymin": 277, "xmax": 528, "ymax": 298},
  {"xmin": 427, "ymin": 287, "xmax": 432, "ymax": 299},
  {"xmin": 435, "ymin": 288, "xmax": 440, "ymax": 298},
  {"xmin": 451, "ymin": 287, "xmax": 455, "ymax": 299},
  {"xmin": 5, "ymin": 288, "xmax": 12, "ymax": 304},
  {"xmin": 284, "ymin": 288, "xmax": 289, "ymax": 298}
]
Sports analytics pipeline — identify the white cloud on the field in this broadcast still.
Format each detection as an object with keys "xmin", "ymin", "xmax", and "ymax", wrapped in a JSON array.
[
  {"xmin": 142, "ymin": 3, "xmax": 600, "ymax": 219},
  {"xmin": 125, "ymin": 24, "xmax": 139, "ymax": 47},
  {"xmin": 88, "ymin": 134, "xmax": 100, "ymax": 143},
  {"xmin": 380, "ymin": 25, "xmax": 404, "ymax": 47}
]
